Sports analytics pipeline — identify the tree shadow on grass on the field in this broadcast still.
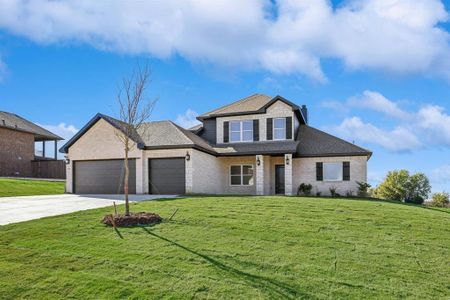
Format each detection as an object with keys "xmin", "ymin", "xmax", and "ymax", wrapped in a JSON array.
[{"xmin": 140, "ymin": 227, "xmax": 307, "ymax": 299}]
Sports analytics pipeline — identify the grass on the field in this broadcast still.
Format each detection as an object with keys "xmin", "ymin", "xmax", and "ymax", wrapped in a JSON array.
[
  {"xmin": 0, "ymin": 178, "xmax": 65, "ymax": 197},
  {"xmin": 0, "ymin": 196, "xmax": 449, "ymax": 299}
]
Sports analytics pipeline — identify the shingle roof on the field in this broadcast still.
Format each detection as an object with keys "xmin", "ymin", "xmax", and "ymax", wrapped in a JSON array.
[
  {"xmin": 296, "ymin": 125, "xmax": 372, "ymax": 158},
  {"xmin": 198, "ymin": 94, "xmax": 272, "ymax": 119},
  {"xmin": 138, "ymin": 121, "xmax": 216, "ymax": 154},
  {"xmin": 0, "ymin": 111, "xmax": 62, "ymax": 141},
  {"xmin": 214, "ymin": 141, "xmax": 299, "ymax": 156}
]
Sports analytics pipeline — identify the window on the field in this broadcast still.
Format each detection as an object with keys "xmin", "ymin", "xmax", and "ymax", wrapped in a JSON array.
[
  {"xmin": 230, "ymin": 120, "xmax": 253, "ymax": 142},
  {"xmin": 273, "ymin": 118, "xmax": 286, "ymax": 140},
  {"xmin": 230, "ymin": 165, "xmax": 254, "ymax": 186},
  {"xmin": 323, "ymin": 162, "xmax": 343, "ymax": 181}
]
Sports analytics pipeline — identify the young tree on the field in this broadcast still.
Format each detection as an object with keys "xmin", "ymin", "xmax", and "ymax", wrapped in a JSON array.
[
  {"xmin": 431, "ymin": 192, "xmax": 449, "ymax": 207},
  {"xmin": 116, "ymin": 64, "xmax": 156, "ymax": 216}
]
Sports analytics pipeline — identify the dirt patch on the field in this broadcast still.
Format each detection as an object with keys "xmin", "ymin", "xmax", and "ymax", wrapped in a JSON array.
[{"xmin": 102, "ymin": 212, "xmax": 162, "ymax": 227}]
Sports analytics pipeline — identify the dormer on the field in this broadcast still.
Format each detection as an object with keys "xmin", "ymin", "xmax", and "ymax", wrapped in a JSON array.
[{"xmin": 195, "ymin": 94, "xmax": 307, "ymax": 145}]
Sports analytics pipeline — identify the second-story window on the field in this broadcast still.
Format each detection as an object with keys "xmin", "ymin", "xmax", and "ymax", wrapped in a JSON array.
[
  {"xmin": 230, "ymin": 120, "xmax": 253, "ymax": 142},
  {"xmin": 273, "ymin": 118, "xmax": 286, "ymax": 140}
]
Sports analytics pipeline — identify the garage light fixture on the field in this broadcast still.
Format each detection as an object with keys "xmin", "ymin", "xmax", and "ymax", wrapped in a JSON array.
[
  {"xmin": 256, "ymin": 157, "xmax": 261, "ymax": 166},
  {"xmin": 65, "ymin": 158, "xmax": 70, "ymax": 165},
  {"xmin": 185, "ymin": 151, "xmax": 191, "ymax": 161},
  {"xmin": 285, "ymin": 156, "xmax": 290, "ymax": 165}
]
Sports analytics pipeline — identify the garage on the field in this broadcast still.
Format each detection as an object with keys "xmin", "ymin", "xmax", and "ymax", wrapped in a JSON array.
[
  {"xmin": 149, "ymin": 158, "xmax": 185, "ymax": 194},
  {"xmin": 73, "ymin": 159, "xmax": 136, "ymax": 194}
]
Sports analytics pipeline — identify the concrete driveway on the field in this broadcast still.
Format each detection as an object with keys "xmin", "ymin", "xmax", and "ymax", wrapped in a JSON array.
[{"xmin": 0, "ymin": 194, "xmax": 177, "ymax": 226}]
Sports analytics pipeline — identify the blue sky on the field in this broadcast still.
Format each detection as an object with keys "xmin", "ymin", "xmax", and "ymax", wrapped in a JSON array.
[{"xmin": 0, "ymin": 0, "xmax": 450, "ymax": 192}]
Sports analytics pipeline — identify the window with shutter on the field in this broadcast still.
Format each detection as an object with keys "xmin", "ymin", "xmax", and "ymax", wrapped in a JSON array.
[
  {"xmin": 316, "ymin": 162, "xmax": 323, "ymax": 181},
  {"xmin": 223, "ymin": 121, "xmax": 229, "ymax": 143},
  {"xmin": 286, "ymin": 116, "xmax": 292, "ymax": 139},
  {"xmin": 266, "ymin": 118, "xmax": 273, "ymax": 140},
  {"xmin": 253, "ymin": 119, "xmax": 259, "ymax": 141}
]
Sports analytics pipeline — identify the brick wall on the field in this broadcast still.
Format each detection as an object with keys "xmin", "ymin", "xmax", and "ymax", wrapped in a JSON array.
[{"xmin": 0, "ymin": 127, "xmax": 34, "ymax": 177}]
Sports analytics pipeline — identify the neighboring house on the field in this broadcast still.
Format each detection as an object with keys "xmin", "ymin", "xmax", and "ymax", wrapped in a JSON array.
[
  {"xmin": 0, "ymin": 111, "xmax": 64, "ymax": 178},
  {"xmin": 60, "ymin": 94, "xmax": 371, "ymax": 195}
]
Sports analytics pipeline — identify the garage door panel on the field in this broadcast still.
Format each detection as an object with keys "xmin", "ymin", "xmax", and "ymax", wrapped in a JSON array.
[
  {"xmin": 74, "ymin": 159, "xmax": 136, "ymax": 194},
  {"xmin": 149, "ymin": 158, "xmax": 185, "ymax": 194}
]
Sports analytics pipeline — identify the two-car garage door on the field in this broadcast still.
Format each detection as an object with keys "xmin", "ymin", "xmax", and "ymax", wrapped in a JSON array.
[
  {"xmin": 73, "ymin": 159, "xmax": 136, "ymax": 194},
  {"xmin": 73, "ymin": 158, "xmax": 185, "ymax": 194}
]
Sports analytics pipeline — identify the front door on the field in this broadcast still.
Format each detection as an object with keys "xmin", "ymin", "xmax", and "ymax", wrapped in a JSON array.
[{"xmin": 275, "ymin": 165, "xmax": 285, "ymax": 195}]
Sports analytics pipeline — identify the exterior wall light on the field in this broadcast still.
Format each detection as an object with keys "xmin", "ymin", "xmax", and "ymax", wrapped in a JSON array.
[
  {"xmin": 256, "ymin": 157, "xmax": 261, "ymax": 166},
  {"xmin": 285, "ymin": 156, "xmax": 290, "ymax": 165},
  {"xmin": 65, "ymin": 158, "xmax": 70, "ymax": 165},
  {"xmin": 186, "ymin": 151, "xmax": 191, "ymax": 161}
]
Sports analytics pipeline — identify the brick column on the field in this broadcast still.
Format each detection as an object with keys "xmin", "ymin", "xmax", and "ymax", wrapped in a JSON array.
[
  {"xmin": 284, "ymin": 154, "xmax": 293, "ymax": 196},
  {"xmin": 185, "ymin": 150, "xmax": 193, "ymax": 193},
  {"xmin": 135, "ymin": 151, "xmax": 144, "ymax": 194},
  {"xmin": 256, "ymin": 155, "xmax": 264, "ymax": 195}
]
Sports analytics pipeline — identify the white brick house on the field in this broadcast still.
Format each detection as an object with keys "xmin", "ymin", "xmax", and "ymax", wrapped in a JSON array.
[{"xmin": 60, "ymin": 94, "xmax": 372, "ymax": 196}]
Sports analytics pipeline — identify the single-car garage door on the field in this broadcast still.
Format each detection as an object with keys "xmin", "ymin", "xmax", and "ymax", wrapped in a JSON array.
[
  {"xmin": 149, "ymin": 158, "xmax": 185, "ymax": 194},
  {"xmin": 74, "ymin": 159, "xmax": 136, "ymax": 194}
]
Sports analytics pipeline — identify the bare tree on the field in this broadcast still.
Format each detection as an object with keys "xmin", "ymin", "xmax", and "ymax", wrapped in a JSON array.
[{"xmin": 116, "ymin": 64, "xmax": 157, "ymax": 216}]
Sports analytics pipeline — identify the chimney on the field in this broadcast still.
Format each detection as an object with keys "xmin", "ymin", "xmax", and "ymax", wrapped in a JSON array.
[{"xmin": 301, "ymin": 105, "xmax": 308, "ymax": 124}]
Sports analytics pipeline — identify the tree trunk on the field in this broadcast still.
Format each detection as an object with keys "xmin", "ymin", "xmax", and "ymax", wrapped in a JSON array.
[{"xmin": 124, "ymin": 141, "xmax": 130, "ymax": 216}]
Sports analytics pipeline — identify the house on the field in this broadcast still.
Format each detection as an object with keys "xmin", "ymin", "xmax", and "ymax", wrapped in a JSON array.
[
  {"xmin": 0, "ymin": 111, "xmax": 65, "ymax": 178},
  {"xmin": 60, "ymin": 94, "xmax": 371, "ymax": 195}
]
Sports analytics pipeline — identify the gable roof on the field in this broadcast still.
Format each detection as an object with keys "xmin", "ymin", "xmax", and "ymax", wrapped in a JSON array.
[
  {"xmin": 0, "ymin": 111, "xmax": 62, "ymax": 141},
  {"xmin": 296, "ymin": 125, "xmax": 372, "ymax": 158},
  {"xmin": 197, "ymin": 94, "xmax": 306, "ymax": 124},
  {"xmin": 60, "ymin": 113, "xmax": 216, "ymax": 155}
]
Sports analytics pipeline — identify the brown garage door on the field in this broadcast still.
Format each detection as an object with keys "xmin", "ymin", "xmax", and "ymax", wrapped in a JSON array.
[
  {"xmin": 74, "ymin": 159, "xmax": 136, "ymax": 194},
  {"xmin": 149, "ymin": 158, "xmax": 185, "ymax": 194}
]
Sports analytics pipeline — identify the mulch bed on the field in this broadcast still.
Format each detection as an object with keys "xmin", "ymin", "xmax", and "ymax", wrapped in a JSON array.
[{"xmin": 102, "ymin": 212, "xmax": 162, "ymax": 227}]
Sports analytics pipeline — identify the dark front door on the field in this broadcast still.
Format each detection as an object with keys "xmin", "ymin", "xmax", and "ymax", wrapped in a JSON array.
[{"xmin": 275, "ymin": 165, "xmax": 285, "ymax": 195}]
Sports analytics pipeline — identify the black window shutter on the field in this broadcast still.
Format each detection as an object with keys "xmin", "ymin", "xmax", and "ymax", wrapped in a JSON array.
[
  {"xmin": 266, "ymin": 118, "xmax": 273, "ymax": 140},
  {"xmin": 286, "ymin": 117, "xmax": 292, "ymax": 139},
  {"xmin": 343, "ymin": 161, "xmax": 350, "ymax": 181},
  {"xmin": 223, "ymin": 121, "xmax": 229, "ymax": 143},
  {"xmin": 316, "ymin": 162, "xmax": 323, "ymax": 181},
  {"xmin": 253, "ymin": 120, "xmax": 259, "ymax": 141}
]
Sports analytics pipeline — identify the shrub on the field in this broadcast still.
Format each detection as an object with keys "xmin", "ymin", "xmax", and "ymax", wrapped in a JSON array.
[
  {"xmin": 329, "ymin": 186, "xmax": 337, "ymax": 197},
  {"xmin": 356, "ymin": 181, "xmax": 371, "ymax": 197},
  {"xmin": 346, "ymin": 190, "xmax": 354, "ymax": 197},
  {"xmin": 374, "ymin": 170, "xmax": 431, "ymax": 204},
  {"xmin": 298, "ymin": 183, "xmax": 313, "ymax": 196},
  {"xmin": 430, "ymin": 192, "xmax": 449, "ymax": 207},
  {"xmin": 316, "ymin": 191, "xmax": 321, "ymax": 197}
]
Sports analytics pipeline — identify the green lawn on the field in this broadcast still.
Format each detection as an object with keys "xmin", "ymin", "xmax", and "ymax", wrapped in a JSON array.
[
  {"xmin": 0, "ymin": 196, "xmax": 449, "ymax": 299},
  {"xmin": 0, "ymin": 178, "xmax": 65, "ymax": 197}
]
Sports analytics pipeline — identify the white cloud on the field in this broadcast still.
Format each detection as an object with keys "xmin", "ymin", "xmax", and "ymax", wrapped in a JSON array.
[
  {"xmin": 38, "ymin": 122, "xmax": 78, "ymax": 141},
  {"xmin": 348, "ymin": 91, "xmax": 412, "ymax": 120},
  {"xmin": 175, "ymin": 109, "xmax": 200, "ymax": 129},
  {"xmin": 431, "ymin": 164, "xmax": 450, "ymax": 184},
  {"xmin": 326, "ymin": 91, "xmax": 450, "ymax": 152},
  {"xmin": 0, "ymin": 0, "xmax": 449, "ymax": 81},
  {"xmin": 331, "ymin": 116, "xmax": 421, "ymax": 151}
]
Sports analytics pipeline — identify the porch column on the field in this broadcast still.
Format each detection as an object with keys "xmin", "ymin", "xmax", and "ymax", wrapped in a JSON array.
[
  {"xmin": 256, "ymin": 155, "xmax": 264, "ymax": 195},
  {"xmin": 284, "ymin": 154, "xmax": 293, "ymax": 196}
]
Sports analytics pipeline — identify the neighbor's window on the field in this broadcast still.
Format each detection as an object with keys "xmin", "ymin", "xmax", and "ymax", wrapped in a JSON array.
[
  {"xmin": 230, "ymin": 165, "xmax": 254, "ymax": 186},
  {"xmin": 323, "ymin": 162, "xmax": 343, "ymax": 181},
  {"xmin": 273, "ymin": 118, "xmax": 286, "ymax": 140},
  {"xmin": 230, "ymin": 120, "xmax": 253, "ymax": 142}
]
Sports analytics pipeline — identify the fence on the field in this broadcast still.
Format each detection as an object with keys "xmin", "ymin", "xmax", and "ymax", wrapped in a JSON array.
[{"xmin": 31, "ymin": 160, "xmax": 66, "ymax": 179}]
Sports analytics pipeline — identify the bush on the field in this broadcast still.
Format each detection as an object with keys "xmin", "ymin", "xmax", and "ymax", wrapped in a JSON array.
[
  {"xmin": 329, "ymin": 186, "xmax": 337, "ymax": 197},
  {"xmin": 430, "ymin": 192, "xmax": 449, "ymax": 207},
  {"xmin": 374, "ymin": 170, "xmax": 431, "ymax": 204},
  {"xmin": 346, "ymin": 190, "xmax": 354, "ymax": 197},
  {"xmin": 298, "ymin": 183, "xmax": 313, "ymax": 196},
  {"xmin": 356, "ymin": 181, "xmax": 371, "ymax": 197}
]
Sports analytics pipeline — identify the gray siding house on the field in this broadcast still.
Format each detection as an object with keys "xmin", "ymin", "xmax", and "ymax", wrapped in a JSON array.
[{"xmin": 60, "ymin": 94, "xmax": 371, "ymax": 195}]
